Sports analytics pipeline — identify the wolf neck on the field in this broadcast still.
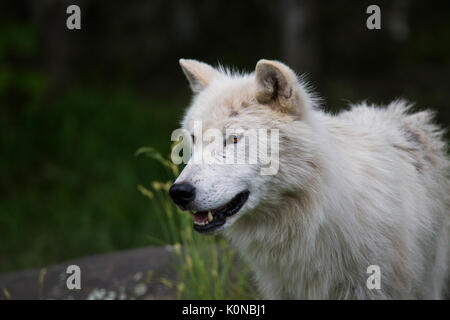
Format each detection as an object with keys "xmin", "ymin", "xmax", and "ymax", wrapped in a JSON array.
[{"xmin": 225, "ymin": 110, "xmax": 364, "ymax": 298}]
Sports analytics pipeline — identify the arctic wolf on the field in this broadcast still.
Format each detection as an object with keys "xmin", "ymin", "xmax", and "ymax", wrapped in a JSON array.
[{"xmin": 169, "ymin": 58, "xmax": 450, "ymax": 299}]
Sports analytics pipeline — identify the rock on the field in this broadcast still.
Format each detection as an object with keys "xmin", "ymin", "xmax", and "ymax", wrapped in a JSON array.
[{"xmin": 0, "ymin": 246, "xmax": 177, "ymax": 300}]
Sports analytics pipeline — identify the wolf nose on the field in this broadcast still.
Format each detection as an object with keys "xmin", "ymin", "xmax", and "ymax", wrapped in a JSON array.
[{"xmin": 169, "ymin": 182, "xmax": 196, "ymax": 207}]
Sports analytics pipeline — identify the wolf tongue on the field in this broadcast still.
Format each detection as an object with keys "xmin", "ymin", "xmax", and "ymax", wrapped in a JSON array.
[{"xmin": 193, "ymin": 211, "xmax": 208, "ymax": 223}]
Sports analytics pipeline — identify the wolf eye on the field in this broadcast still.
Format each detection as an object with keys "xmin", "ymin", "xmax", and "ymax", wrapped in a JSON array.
[
  {"xmin": 224, "ymin": 135, "xmax": 239, "ymax": 147},
  {"xmin": 191, "ymin": 134, "xmax": 195, "ymax": 144}
]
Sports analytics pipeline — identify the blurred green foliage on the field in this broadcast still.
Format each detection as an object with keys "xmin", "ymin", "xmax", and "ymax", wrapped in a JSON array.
[
  {"xmin": 0, "ymin": 21, "xmax": 189, "ymax": 273},
  {"xmin": 0, "ymin": 86, "xmax": 187, "ymax": 273}
]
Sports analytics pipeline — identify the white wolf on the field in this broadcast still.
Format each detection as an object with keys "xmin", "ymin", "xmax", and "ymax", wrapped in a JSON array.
[{"xmin": 169, "ymin": 58, "xmax": 450, "ymax": 299}]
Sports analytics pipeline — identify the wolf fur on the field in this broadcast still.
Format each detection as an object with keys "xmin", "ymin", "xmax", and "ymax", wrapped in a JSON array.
[{"xmin": 175, "ymin": 58, "xmax": 450, "ymax": 299}]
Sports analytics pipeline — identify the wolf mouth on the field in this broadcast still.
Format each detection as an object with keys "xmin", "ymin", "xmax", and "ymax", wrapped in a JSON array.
[{"xmin": 192, "ymin": 190, "xmax": 250, "ymax": 234}]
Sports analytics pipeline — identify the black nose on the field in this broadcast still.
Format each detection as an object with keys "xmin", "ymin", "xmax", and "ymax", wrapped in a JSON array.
[{"xmin": 169, "ymin": 182, "xmax": 196, "ymax": 207}]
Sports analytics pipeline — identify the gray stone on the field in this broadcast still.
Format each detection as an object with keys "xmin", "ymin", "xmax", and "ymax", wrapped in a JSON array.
[{"xmin": 0, "ymin": 246, "xmax": 177, "ymax": 300}]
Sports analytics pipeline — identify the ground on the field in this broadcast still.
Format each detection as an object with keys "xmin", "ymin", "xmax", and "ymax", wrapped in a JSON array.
[{"xmin": 0, "ymin": 246, "xmax": 177, "ymax": 300}]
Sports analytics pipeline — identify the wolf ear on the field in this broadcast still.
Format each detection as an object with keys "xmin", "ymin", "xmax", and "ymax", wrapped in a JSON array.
[
  {"xmin": 179, "ymin": 59, "xmax": 217, "ymax": 93},
  {"xmin": 255, "ymin": 59, "xmax": 310, "ymax": 117}
]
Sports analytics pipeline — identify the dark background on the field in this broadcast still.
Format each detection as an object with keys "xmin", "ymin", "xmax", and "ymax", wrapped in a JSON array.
[{"xmin": 1, "ymin": 0, "xmax": 449, "ymax": 274}]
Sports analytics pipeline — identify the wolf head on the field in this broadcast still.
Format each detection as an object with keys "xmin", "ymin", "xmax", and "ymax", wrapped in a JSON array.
[{"xmin": 169, "ymin": 59, "xmax": 319, "ymax": 234}]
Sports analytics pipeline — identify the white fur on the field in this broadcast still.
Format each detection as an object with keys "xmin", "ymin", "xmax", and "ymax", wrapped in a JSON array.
[{"xmin": 175, "ymin": 59, "xmax": 450, "ymax": 299}]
